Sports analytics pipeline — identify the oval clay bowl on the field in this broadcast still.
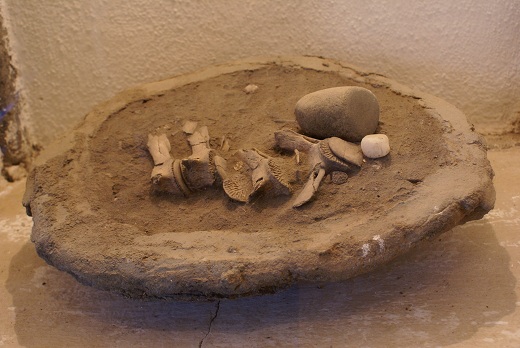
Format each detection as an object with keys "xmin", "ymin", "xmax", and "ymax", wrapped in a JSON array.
[{"xmin": 24, "ymin": 56, "xmax": 495, "ymax": 299}]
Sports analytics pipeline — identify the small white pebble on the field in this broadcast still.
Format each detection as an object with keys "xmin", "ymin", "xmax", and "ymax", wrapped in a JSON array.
[
  {"xmin": 244, "ymin": 84, "xmax": 259, "ymax": 94},
  {"xmin": 361, "ymin": 134, "xmax": 390, "ymax": 159}
]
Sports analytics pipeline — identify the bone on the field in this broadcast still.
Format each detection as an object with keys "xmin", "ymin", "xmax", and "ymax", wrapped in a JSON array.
[
  {"xmin": 149, "ymin": 158, "xmax": 184, "ymax": 195},
  {"xmin": 147, "ymin": 134, "xmax": 185, "ymax": 195},
  {"xmin": 182, "ymin": 120, "xmax": 198, "ymax": 134},
  {"xmin": 187, "ymin": 130, "xmax": 208, "ymax": 153},
  {"xmin": 274, "ymin": 130, "xmax": 363, "ymax": 207},
  {"xmin": 331, "ymin": 171, "xmax": 349, "ymax": 184},
  {"xmin": 238, "ymin": 149, "xmax": 291, "ymax": 199},
  {"xmin": 327, "ymin": 137, "xmax": 364, "ymax": 167},
  {"xmin": 294, "ymin": 149, "xmax": 300, "ymax": 164},
  {"xmin": 223, "ymin": 175, "xmax": 253, "ymax": 203},
  {"xmin": 147, "ymin": 134, "xmax": 172, "ymax": 165},
  {"xmin": 173, "ymin": 159, "xmax": 191, "ymax": 195},
  {"xmin": 220, "ymin": 136, "xmax": 230, "ymax": 152},
  {"xmin": 293, "ymin": 165, "xmax": 326, "ymax": 208},
  {"xmin": 182, "ymin": 128, "xmax": 216, "ymax": 191},
  {"xmin": 199, "ymin": 126, "xmax": 210, "ymax": 146},
  {"xmin": 215, "ymin": 155, "xmax": 252, "ymax": 203},
  {"xmin": 274, "ymin": 129, "xmax": 317, "ymax": 153},
  {"xmin": 318, "ymin": 141, "xmax": 356, "ymax": 172},
  {"xmin": 214, "ymin": 155, "xmax": 228, "ymax": 180}
]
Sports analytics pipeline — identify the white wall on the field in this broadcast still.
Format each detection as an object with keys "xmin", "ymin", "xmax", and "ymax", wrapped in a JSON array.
[{"xmin": 2, "ymin": 0, "xmax": 519, "ymax": 146}]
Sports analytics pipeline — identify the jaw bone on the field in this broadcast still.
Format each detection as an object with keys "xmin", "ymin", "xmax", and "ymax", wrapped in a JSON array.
[
  {"xmin": 237, "ymin": 148, "xmax": 291, "ymax": 200},
  {"xmin": 274, "ymin": 130, "xmax": 363, "ymax": 207}
]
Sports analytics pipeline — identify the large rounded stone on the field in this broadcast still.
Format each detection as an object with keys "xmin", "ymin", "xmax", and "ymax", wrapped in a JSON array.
[{"xmin": 295, "ymin": 86, "xmax": 380, "ymax": 142}]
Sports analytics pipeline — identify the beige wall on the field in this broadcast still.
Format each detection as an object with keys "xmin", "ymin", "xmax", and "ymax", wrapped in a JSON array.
[{"xmin": 2, "ymin": 0, "xmax": 519, "ymax": 146}]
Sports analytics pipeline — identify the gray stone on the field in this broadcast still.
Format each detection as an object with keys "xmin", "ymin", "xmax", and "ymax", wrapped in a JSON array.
[
  {"xmin": 295, "ymin": 86, "xmax": 380, "ymax": 142},
  {"xmin": 331, "ymin": 171, "xmax": 349, "ymax": 184}
]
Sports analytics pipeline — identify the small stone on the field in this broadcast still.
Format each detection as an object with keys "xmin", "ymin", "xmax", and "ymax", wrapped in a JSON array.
[
  {"xmin": 227, "ymin": 246, "xmax": 238, "ymax": 253},
  {"xmin": 331, "ymin": 171, "xmax": 349, "ymax": 185},
  {"xmin": 295, "ymin": 86, "xmax": 380, "ymax": 142},
  {"xmin": 361, "ymin": 134, "xmax": 390, "ymax": 158},
  {"xmin": 244, "ymin": 84, "xmax": 258, "ymax": 94}
]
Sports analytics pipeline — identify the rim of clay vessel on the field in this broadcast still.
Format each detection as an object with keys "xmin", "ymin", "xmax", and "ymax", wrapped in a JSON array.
[{"xmin": 24, "ymin": 56, "xmax": 495, "ymax": 299}]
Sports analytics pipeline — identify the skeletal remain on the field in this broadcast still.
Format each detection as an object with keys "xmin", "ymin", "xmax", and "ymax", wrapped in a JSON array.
[
  {"xmin": 180, "ymin": 128, "xmax": 216, "ymax": 191},
  {"xmin": 182, "ymin": 120, "xmax": 198, "ymax": 134},
  {"xmin": 198, "ymin": 126, "xmax": 210, "ymax": 146},
  {"xmin": 147, "ymin": 134, "xmax": 184, "ymax": 195},
  {"xmin": 294, "ymin": 149, "xmax": 300, "ymax": 164},
  {"xmin": 274, "ymin": 129, "xmax": 362, "ymax": 207},
  {"xmin": 219, "ymin": 135, "xmax": 231, "ymax": 152},
  {"xmin": 147, "ymin": 126, "xmax": 361, "ymax": 207},
  {"xmin": 233, "ymin": 161, "xmax": 244, "ymax": 171},
  {"xmin": 173, "ymin": 159, "xmax": 191, "ymax": 195},
  {"xmin": 274, "ymin": 129, "xmax": 317, "ymax": 153},
  {"xmin": 237, "ymin": 148, "xmax": 291, "ymax": 200},
  {"xmin": 147, "ymin": 134, "xmax": 171, "ymax": 165},
  {"xmin": 293, "ymin": 164, "xmax": 326, "ymax": 208},
  {"xmin": 147, "ymin": 125, "xmax": 218, "ymax": 195},
  {"xmin": 327, "ymin": 137, "xmax": 364, "ymax": 167},
  {"xmin": 215, "ymin": 155, "xmax": 251, "ymax": 203}
]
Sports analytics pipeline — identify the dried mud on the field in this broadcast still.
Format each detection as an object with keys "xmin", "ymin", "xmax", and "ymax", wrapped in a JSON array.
[{"xmin": 87, "ymin": 65, "xmax": 447, "ymax": 235}]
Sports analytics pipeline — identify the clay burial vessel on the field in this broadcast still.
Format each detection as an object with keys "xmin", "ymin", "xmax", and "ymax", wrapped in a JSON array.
[{"xmin": 23, "ymin": 57, "xmax": 495, "ymax": 300}]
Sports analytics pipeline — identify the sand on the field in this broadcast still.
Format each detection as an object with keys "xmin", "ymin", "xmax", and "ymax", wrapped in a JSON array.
[{"xmin": 87, "ymin": 65, "xmax": 446, "ymax": 234}]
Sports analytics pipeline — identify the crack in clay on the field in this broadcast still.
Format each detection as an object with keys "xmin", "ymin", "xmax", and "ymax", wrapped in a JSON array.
[{"xmin": 199, "ymin": 300, "xmax": 220, "ymax": 348}]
